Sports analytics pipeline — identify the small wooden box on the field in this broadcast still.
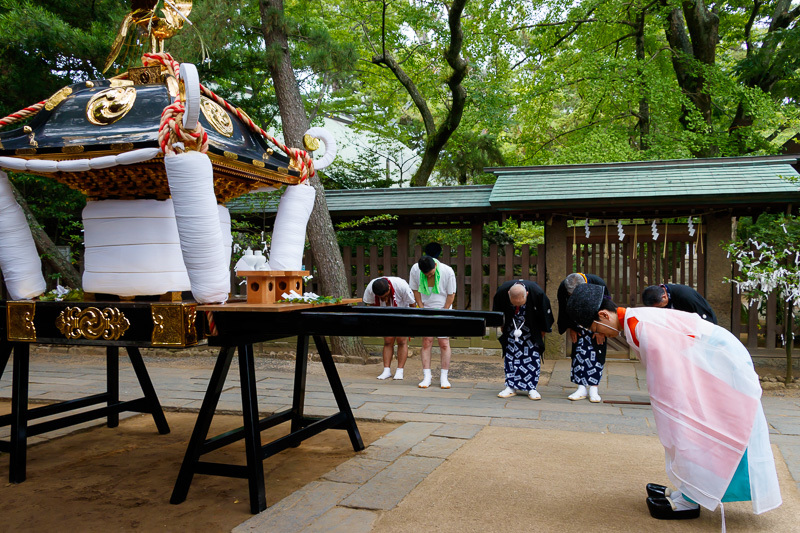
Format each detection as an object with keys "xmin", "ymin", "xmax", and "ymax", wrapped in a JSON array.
[{"xmin": 237, "ymin": 270, "xmax": 310, "ymax": 304}]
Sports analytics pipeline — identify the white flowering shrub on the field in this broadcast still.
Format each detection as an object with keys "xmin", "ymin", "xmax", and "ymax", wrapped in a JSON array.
[{"xmin": 726, "ymin": 215, "xmax": 800, "ymax": 383}]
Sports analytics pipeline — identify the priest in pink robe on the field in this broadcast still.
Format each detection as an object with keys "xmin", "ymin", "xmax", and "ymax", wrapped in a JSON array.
[{"xmin": 567, "ymin": 283, "xmax": 782, "ymax": 523}]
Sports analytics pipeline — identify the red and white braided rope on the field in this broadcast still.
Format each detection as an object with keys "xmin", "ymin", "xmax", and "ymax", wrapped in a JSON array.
[
  {"xmin": 142, "ymin": 54, "xmax": 209, "ymax": 155},
  {"xmin": 0, "ymin": 101, "xmax": 46, "ymax": 129},
  {"xmin": 144, "ymin": 52, "xmax": 314, "ymax": 183}
]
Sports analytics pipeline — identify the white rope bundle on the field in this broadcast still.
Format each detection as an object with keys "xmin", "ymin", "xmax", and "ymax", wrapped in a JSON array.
[
  {"xmin": 82, "ymin": 199, "xmax": 191, "ymax": 296},
  {"xmin": 267, "ymin": 184, "xmax": 316, "ymax": 271},
  {"xmin": 0, "ymin": 171, "xmax": 46, "ymax": 299},
  {"xmin": 165, "ymin": 151, "xmax": 229, "ymax": 303},
  {"xmin": 218, "ymin": 205, "xmax": 232, "ymax": 271},
  {"xmin": 0, "ymin": 148, "xmax": 162, "ymax": 174}
]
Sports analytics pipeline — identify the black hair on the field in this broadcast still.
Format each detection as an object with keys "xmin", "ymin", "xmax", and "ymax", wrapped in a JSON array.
[
  {"xmin": 418, "ymin": 255, "xmax": 436, "ymax": 273},
  {"xmin": 599, "ymin": 297, "xmax": 618, "ymax": 313},
  {"xmin": 424, "ymin": 242, "xmax": 442, "ymax": 259},
  {"xmin": 372, "ymin": 277, "xmax": 389, "ymax": 296},
  {"xmin": 641, "ymin": 285, "xmax": 664, "ymax": 307}
]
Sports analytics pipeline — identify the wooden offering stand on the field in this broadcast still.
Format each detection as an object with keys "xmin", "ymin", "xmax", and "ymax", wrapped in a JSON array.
[{"xmin": 237, "ymin": 270, "xmax": 310, "ymax": 304}]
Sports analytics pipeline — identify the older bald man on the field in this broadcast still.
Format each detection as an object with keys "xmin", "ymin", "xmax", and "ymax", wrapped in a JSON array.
[{"xmin": 492, "ymin": 280, "xmax": 554, "ymax": 400}]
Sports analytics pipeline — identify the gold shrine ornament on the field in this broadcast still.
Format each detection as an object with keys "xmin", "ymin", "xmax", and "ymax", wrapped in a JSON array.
[
  {"xmin": 45, "ymin": 86, "xmax": 73, "ymax": 112},
  {"xmin": 200, "ymin": 97, "xmax": 233, "ymax": 137},
  {"xmin": 7, "ymin": 302, "xmax": 36, "ymax": 342},
  {"xmin": 86, "ymin": 87, "xmax": 137, "ymax": 126},
  {"xmin": 151, "ymin": 304, "xmax": 199, "ymax": 346},
  {"xmin": 56, "ymin": 306, "xmax": 130, "ymax": 341}
]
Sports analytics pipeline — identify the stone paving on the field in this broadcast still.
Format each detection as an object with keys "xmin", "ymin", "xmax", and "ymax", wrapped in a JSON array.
[{"xmin": 1, "ymin": 354, "xmax": 799, "ymax": 532}]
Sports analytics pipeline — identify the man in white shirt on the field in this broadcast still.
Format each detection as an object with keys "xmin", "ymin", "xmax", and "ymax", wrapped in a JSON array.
[
  {"xmin": 363, "ymin": 277, "xmax": 416, "ymax": 380},
  {"xmin": 408, "ymin": 256, "xmax": 457, "ymax": 388}
]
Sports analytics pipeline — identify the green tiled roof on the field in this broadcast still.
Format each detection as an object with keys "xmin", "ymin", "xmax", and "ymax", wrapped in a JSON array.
[
  {"xmin": 487, "ymin": 156, "xmax": 800, "ymax": 212},
  {"xmin": 227, "ymin": 156, "xmax": 800, "ymax": 220},
  {"xmin": 227, "ymin": 185, "xmax": 494, "ymax": 216}
]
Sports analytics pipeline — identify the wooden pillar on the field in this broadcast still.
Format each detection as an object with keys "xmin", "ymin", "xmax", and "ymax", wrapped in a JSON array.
[
  {"xmin": 470, "ymin": 223, "xmax": 482, "ymax": 310},
  {"xmin": 544, "ymin": 215, "xmax": 568, "ymax": 358},
  {"xmin": 705, "ymin": 212, "xmax": 734, "ymax": 330},
  {"xmin": 397, "ymin": 223, "xmax": 410, "ymax": 280}
]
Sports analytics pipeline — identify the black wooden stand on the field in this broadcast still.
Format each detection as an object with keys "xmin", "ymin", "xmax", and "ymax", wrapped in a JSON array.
[
  {"xmin": 169, "ymin": 334, "xmax": 363, "ymax": 514},
  {"xmin": 0, "ymin": 342, "xmax": 170, "ymax": 483}
]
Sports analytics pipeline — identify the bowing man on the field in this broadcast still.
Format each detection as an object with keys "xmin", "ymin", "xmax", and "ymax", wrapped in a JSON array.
[
  {"xmin": 642, "ymin": 283, "xmax": 717, "ymax": 324},
  {"xmin": 492, "ymin": 280, "xmax": 554, "ymax": 400},
  {"xmin": 557, "ymin": 272, "xmax": 609, "ymax": 403},
  {"xmin": 363, "ymin": 276, "xmax": 416, "ymax": 380}
]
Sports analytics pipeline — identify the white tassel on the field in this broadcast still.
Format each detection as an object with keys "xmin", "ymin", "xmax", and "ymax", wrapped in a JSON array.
[
  {"xmin": 267, "ymin": 184, "xmax": 316, "ymax": 271},
  {"xmin": 165, "ymin": 151, "xmax": 229, "ymax": 303},
  {"xmin": 0, "ymin": 171, "xmax": 46, "ymax": 299}
]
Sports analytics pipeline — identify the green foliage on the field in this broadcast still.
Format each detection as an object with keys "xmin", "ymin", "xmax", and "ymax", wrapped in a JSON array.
[
  {"xmin": 336, "ymin": 214, "xmax": 398, "ymax": 230},
  {"xmin": 322, "ymin": 150, "xmax": 399, "ymax": 189},
  {"xmin": 0, "ymin": 0, "xmax": 125, "ymax": 116},
  {"xmin": 38, "ymin": 285, "xmax": 83, "ymax": 301}
]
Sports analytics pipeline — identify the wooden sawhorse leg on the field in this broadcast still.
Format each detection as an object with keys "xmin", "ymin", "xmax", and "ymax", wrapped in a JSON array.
[
  {"xmin": 313, "ymin": 336, "xmax": 364, "ymax": 451},
  {"xmin": 9, "ymin": 343, "xmax": 29, "ymax": 483},
  {"xmin": 170, "ymin": 346, "xmax": 237, "ymax": 506},
  {"xmin": 125, "ymin": 347, "xmax": 170, "ymax": 434}
]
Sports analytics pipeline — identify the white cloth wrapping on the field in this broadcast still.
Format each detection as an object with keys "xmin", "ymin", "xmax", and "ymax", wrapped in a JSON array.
[
  {"xmin": 82, "ymin": 199, "xmax": 191, "ymax": 296},
  {"xmin": 0, "ymin": 171, "xmax": 46, "ymax": 299},
  {"xmin": 165, "ymin": 151, "xmax": 229, "ymax": 303},
  {"xmin": 267, "ymin": 184, "xmax": 315, "ymax": 271},
  {"xmin": 218, "ymin": 205, "xmax": 232, "ymax": 272}
]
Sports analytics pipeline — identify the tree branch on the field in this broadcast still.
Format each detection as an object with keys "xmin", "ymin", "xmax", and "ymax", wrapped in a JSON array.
[{"xmin": 744, "ymin": 0, "xmax": 763, "ymax": 56}]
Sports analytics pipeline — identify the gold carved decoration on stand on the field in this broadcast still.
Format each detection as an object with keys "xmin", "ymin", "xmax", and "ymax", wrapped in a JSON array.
[
  {"xmin": 151, "ymin": 304, "xmax": 198, "ymax": 346},
  {"xmin": 56, "ymin": 306, "xmax": 130, "ymax": 340},
  {"xmin": 200, "ymin": 97, "xmax": 233, "ymax": 137},
  {"xmin": 86, "ymin": 87, "xmax": 137, "ymax": 126},
  {"xmin": 7, "ymin": 302, "xmax": 36, "ymax": 342},
  {"xmin": 45, "ymin": 86, "xmax": 73, "ymax": 111}
]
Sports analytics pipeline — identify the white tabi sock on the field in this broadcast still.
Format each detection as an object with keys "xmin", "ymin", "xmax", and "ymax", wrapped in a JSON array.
[
  {"xmin": 440, "ymin": 369, "xmax": 451, "ymax": 389},
  {"xmin": 377, "ymin": 367, "xmax": 392, "ymax": 380},
  {"xmin": 669, "ymin": 493, "xmax": 700, "ymax": 511},
  {"xmin": 568, "ymin": 385, "xmax": 587, "ymax": 400},
  {"xmin": 419, "ymin": 369, "xmax": 432, "ymax": 388},
  {"xmin": 588, "ymin": 385, "xmax": 601, "ymax": 403},
  {"xmin": 498, "ymin": 386, "xmax": 515, "ymax": 398},
  {"xmin": 393, "ymin": 368, "xmax": 404, "ymax": 380}
]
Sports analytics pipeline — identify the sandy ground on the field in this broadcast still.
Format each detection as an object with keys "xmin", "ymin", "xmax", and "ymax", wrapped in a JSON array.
[
  {"xmin": 0, "ymin": 408, "xmax": 394, "ymax": 532},
  {"xmin": 373, "ymin": 426, "xmax": 800, "ymax": 533}
]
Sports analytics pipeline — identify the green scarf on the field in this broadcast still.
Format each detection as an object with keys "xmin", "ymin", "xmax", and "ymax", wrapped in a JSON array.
[{"xmin": 419, "ymin": 259, "xmax": 441, "ymax": 295}]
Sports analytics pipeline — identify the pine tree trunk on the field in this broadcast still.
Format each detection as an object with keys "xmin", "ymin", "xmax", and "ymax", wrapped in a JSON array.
[
  {"xmin": 9, "ymin": 180, "xmax": 81, "ymax": 289},
  {"xmin": 259, "ymin": 0, "xmax": 368, "ymax": 361}
]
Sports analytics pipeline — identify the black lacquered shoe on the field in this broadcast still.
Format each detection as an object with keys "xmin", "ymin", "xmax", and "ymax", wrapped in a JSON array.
[
  {"xmin": 646, "ymin": 483, "xmax": 668, "ymax": 498},
  {"xmin": 646, "ymin": 497, "xmax": 700, "ymax": 520}
]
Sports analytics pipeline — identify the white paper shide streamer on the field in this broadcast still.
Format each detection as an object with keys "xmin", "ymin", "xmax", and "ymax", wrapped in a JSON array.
[
  {"xmin": 83, "ymin": 199, "xmax": 191, "ymax": 296},
  {"xmin": 165, "ymin": 151, "xmax": 229, "ymax": 303},
  {"xmin": 0, "ymin": 171, "xmax": 47, "ymax": 299},
  {"xmin": 267, "ymin": 184, "xmax": 316, "ymax": 271}
]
